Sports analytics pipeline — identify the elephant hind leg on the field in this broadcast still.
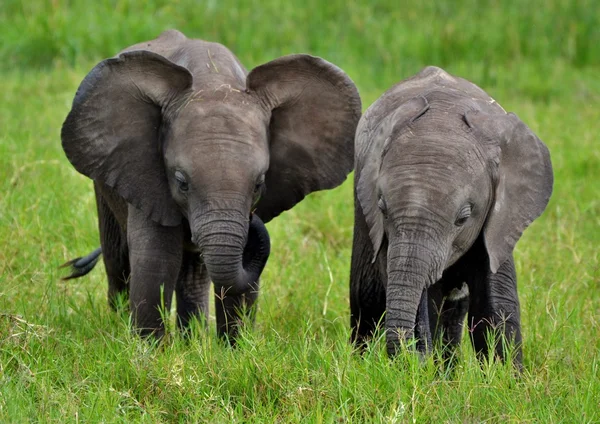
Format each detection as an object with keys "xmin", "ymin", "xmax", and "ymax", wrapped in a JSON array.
[
  {"xmin": 96, "ymin": 189, "xmax": 130, "ymax": 310},
  {"xmin": 176, "ymin": 252, "xmax": 211, "ymax": 332}
]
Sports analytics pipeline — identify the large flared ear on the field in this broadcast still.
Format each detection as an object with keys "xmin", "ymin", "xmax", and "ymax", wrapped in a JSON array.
[
  {"xmin": 246, "ymin": 54, "xmax": 362, "ymax": 223},
  {"xmin": 356, "ymin": 96, "xmax": 430, "ymax": 262},
  {"xmin": 61, "ymin": 50, "xmax": 193, "ymax": 226},
  {"xmin": 464, "ymin": 111, "xmax": 553, "ymax": 273}
]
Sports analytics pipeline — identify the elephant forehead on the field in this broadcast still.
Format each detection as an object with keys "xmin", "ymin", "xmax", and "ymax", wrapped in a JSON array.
[
  {"xmin": 171, "ymin": 130, "xmax": 269, "ymax": 172},
  {"xmin": 163, "ymin": 100, "xmax": 270, "ymax": 178},
  {"xmin": 379, "ymin": 134, "xmax": 492, "ymax": 204},
  {"xmin": 384, "ymin": 128, "xmax": 488, "ymax": 176},
  {"xmin": 381, "ymin": 168, "xmax": 474, "ymax": 204},
  {"xmin": 172, "ymin": 99, "xmax": 268, "ymax": 144}
]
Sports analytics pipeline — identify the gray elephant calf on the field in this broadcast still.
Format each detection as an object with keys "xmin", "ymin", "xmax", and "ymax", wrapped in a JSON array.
[
  {"xmin": 350, "ymin": 66, "xmax": 552, "ymax": 367},
  {"xmin": 61, "ymin": 30, "xmax": 361, "ymax": 340}
]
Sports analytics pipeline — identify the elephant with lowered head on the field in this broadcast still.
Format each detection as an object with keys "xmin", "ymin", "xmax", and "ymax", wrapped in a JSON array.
[
  {"xmin": 61, "ymin": 30, "xmax": 361, "ymax": 340},
  {"xmin": 350, "ymin": 66, "xmax": 552, "ymax": 367}
]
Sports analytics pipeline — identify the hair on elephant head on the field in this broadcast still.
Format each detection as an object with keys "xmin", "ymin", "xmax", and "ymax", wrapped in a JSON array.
[
  {"xmin": 350, "ymin": 66, "xmax": 552, "ymax": 367},
  {"xmin": 61, "ymin": 29, "xmax": 361, "ymax": 339}
]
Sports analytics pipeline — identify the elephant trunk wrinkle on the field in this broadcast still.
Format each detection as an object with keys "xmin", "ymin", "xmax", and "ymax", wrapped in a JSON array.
[
  {"xmin": 385, "ymin": 236, "xmax": 442, "ymax": 355},
  {"xmin": 192, "ymin": 210, "xmax": 270, "ymax": 295},
  {"xmin": 390, "ymin": 216, "xmax": 447, "ymax": 243}
]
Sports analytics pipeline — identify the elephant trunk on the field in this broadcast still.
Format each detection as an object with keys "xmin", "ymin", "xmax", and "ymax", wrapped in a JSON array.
[
  {"xmin": 192, "ymin": 209, "xmax": 270, "ymax": 295},
  {"xmin": 385, "ymin": 237, "xmax": 442, "ymax": 356}
]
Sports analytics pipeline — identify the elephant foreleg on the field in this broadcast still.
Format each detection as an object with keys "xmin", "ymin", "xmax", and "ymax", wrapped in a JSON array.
[
  {"xmin": 214, "ymin": 281, "xmax": 260, "ymax": 344},
  {"xmin": 415, "ymin": 287, "xmax": 433, "ymax": 353},
  {"xmin": 350, "ymin": 272, "xmax": 386, "ymax": 349},
  {"xmin": 468, "ymin": 255, "xmax": 523, "ymax": 369},
  {"xmin": 350, "ymin": 204, "xmax": 386, "ymax": 349},
  {"xmin": 176, "ymin": 251, "xmax": 211, "ymax": 332},
  {"xmin": 127, "ymin": 205, "xmax": 182, "ymax": 338},
  {"xmin": 428, "ymin": 280, "xmax": 470, "ymax": 365}
]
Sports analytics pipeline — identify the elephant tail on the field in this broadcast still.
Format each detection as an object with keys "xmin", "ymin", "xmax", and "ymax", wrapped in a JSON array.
[{"xmin": 60, "ymin": 247, "xmax": 102, "ymax": 280}]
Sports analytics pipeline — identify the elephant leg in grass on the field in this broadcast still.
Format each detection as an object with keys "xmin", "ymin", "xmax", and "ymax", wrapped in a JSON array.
[
  {"xmin": 96, "ymin": 185, "xmax": 130, "ymax": 310},
  {"xmin": 127, "ymin": 205, "xmax": 183, "ymax": 337},
  {"xmin": 414, "ymin": 288, "xmax": 433, "ymax": 353},
  {"xmin": 467, "ymin": 255, "xmax": 523, "ymax": 368},
  {"xmin": 175, "ymin": 251, "xmax": 211, "ymax": 332},
  {"xmin": 427, "ymin": 278, "xmax": 470, "ymax": 365},
  {"xmin": 214, "ymin": 281, "xmax": 260, "ymax": 342},
  {"xmin": 350, "ymin": 204, "xmax": 387, "ymax": 348},
  {"xmin": 427, "ymin": 238, "xmax": 522, "ymax": 368},
  {"xmin": 350, "ymin": 271, "xmax": 386, "ymax": 349}
]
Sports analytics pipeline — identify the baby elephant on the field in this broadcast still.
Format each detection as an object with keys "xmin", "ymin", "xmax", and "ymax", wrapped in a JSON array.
[
  {"xmin": 350, "ymin": 66, "xmax": 552, "ymax": 367},
  {"xmin": 61, "ymin": 30, "xmax": 361, "ymax": 340}
]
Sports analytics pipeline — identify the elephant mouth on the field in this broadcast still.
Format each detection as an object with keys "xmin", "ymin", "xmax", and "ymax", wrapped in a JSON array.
[
  {"xmin": 184, "ymin": 240, "xmax": 201, "ymax": 253},
  {"xmin": 241, "ymin": 213, "xmax": 271, "ymax": 280}
]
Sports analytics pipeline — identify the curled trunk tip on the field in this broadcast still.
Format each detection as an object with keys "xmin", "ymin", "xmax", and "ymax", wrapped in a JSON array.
[{"xmin": 195, "ymin": 212, "xmax": 270, "ymax": 294}]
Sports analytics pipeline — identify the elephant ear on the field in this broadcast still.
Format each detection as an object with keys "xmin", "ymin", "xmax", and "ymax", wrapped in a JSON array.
[
  {"xmin": 246, "ymin": 54, "xmax": 361, "ymax": 222},
  {"xmin": 356, "ymin": 96, "xmax": 430, "ymax": 262},
  {"xmin": 465, "ymin": 111, "xmax": 553, "ymax": 273},
  {"xmin": 61, "ymin": 50, "xmax": 193, "ymax": 226}
]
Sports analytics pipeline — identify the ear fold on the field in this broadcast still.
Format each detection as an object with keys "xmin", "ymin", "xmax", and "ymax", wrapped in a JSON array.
[
  {"xmin": 464, "ymin": 111, "xmax": 553, "ymax": 273},
  {"xmin": 246, "ymin": 54, "xmax": 362, "ymax": 223},
  {"xmin": 61, "ymin": 50, "xmax": 193, "ymax": 226},
  {"xmin": 356, "ymin": 96, "xmax": 430, "ymax": 262}
]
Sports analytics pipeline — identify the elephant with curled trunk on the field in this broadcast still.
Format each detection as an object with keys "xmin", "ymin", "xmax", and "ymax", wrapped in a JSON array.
[
  {"xmin": 350, "ymin": 66, "xmax": 552, "ymax": 367},
  {"xmin": 61, "ymin": 30, "xmax": 361, "ymax": 340}
]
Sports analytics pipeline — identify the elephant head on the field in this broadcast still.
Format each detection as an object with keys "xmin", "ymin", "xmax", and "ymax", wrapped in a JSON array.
[
  {"xmin": 62, "ymin": 30, "xmax": 361, "ymax": 297},
  {"xmin": 355, "ymin": 66, "xmax": 552, "ymax": 355}
]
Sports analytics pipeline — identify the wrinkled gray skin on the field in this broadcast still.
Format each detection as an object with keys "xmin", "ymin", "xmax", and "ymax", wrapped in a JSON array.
[
  {"xmin": 350, "ymin": 67, "xmax": 552, "ymax": 367},
  {"xmin": 62, "ymin": 30, "xmax": 361, "ymax": 340}
]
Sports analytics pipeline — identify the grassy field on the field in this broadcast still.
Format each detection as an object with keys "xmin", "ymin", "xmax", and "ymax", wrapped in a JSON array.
[{"xmin": 1, "ymin": 1, "xmax": 599, "ymax": 422}]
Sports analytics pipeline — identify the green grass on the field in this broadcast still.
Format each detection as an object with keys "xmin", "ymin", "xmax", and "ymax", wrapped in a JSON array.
[{"xmin": 1, "ymin": 1, "xmax": 599, "ymax": 422}]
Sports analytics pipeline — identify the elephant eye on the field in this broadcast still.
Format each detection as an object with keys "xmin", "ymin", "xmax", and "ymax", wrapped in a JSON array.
[
  {"xmin": 254, "ymin": 179, "xmax": 264, "ymax": 194},
  {"xmin": 455, "ymin": 204, "xmax": 472, "ymax": 226},
  {"xmin": 377, "ymin": 196, "xmax": 388, "ymax": 217},
  {"xmin": 175, "ymin": 171, "xmax": 189, "ymax": 192},
  {"xmin": 253, "ymin": 175, "xmax": 266, "ymax": 204}
]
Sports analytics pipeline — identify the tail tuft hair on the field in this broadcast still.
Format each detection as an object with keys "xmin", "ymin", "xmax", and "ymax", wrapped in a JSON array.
[{"xmin": 60, "ymin": 247, "xmax": 102, "ymax": 280}]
